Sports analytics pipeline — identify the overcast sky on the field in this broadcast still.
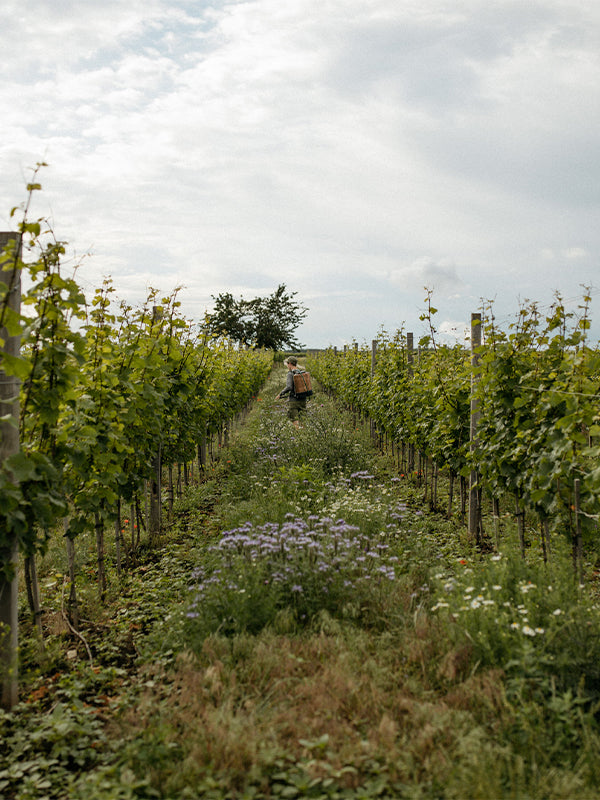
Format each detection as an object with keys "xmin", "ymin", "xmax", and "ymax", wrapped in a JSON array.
[{"xmin": 1, "ymin": 0, "xmax": 599, "ymax": 347}]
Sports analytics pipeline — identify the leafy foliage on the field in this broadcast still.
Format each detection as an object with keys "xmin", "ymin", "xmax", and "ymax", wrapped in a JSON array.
[
  {"xmin": 0, "ymin": 177, "xmax": 273, "ymax": 562},
  {"xmin": 208, "ymin": 283, "xmax": 307, "ymax": 350},
  {"xmin": 4, "ymin": 369, "xmax": 600, "ymax": 799},
  {"xmin": 307, "ymin": 290, "xmax": 600, "ymax": 543}
]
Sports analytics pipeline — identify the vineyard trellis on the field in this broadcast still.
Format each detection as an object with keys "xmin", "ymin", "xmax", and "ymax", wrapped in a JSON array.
[
  {"xmin": 306, "ymin": 290, "xmax": 599, "ymax": 577},
  {"xmin": 2, "ymin": 178, "xmax": 599, "ymax": 712},
  {"xmin": 0, "ymin": 182, "xmax": 273, "ymax": 708}
]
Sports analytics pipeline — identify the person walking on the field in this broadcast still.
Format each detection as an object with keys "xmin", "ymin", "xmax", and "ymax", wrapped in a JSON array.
[{"xmin": 275, "ymin": 357, "xmax": 310, "ymax": 427}]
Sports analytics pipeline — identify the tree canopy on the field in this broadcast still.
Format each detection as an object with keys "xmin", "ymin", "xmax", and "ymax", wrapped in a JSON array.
[{"xmin": 207, "ymin": 284, "xmax": 308, "ymax": 351}]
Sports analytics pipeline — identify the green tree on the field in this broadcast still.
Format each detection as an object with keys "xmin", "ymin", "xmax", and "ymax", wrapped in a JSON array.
[
  {"xmin": 207, "ymin": 292, "xmax": 252, "ymax": 346},
  {"xmin": 208, "ymin": 284, "xmax": 307, "ymax": 350}
]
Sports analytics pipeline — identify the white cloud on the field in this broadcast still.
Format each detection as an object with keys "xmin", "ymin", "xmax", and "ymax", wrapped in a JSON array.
[
  {"xmin": 1, "ymin": 0, "xmax": 600, "ymax": 346},
  {"xmin": 563, "ymin": 247, "xmax": 587, "ymax": 260},
  {"xmin": 390, "ymin": 258, "xmax": 464, "ymax": 295}
]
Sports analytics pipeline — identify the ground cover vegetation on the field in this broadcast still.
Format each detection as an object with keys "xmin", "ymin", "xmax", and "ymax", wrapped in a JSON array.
[{"xmin": 2, "ymin": 366, "xmax": 600, "ymax": 799}]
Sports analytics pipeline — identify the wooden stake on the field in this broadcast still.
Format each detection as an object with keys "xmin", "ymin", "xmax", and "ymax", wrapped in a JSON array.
[
  {"xmin": 447, "ymin": 471, "xmax": 455, "ymax": 518},
  {"xmin": 0, "ymin": 232, "xmax": 21, "ymax": 710},
  {"xmin": 65, "ymin": 527, "xmax": 79, "ymax": 630},
  {"xmin": 149, "ymin": 445, "xmax": 161, "ymax": 545},
  {"xmin": 114, "ymin": 503, "xmax": 122, "ymax": 578},
  {"xmin": 492, "ymin": 497, "xmax": 501, "ymax": 551},
  {"xmin": 573, "ymin": 479, "xmax": 583, "ymax": 583},
  {"xmin": 370, "ymin": 340, "xmax": 376, "ymax": 441},
  {"xmin": 540, "ymin": 517, "xmax": 548, "ymax": 565},
  {"xmin": 468, "ymin": 313, "xmax": 482, "ymax": 542},
  {"xmin": 29, "ymin": 554, "xmax": 44, "ymax": 644},
  {"xmin": 515, "ymin": 495, "xmax": 526, "ymax": 558},
  {"xmin": 95, "ymin": 512, "xmax": 107, "ymax": 601}
]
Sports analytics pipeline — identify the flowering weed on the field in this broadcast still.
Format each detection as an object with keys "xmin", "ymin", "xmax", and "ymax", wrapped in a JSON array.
[
  {"xmin": 184, "ymin": 515, "xmax": 401, "ymax": 644},
  {"xmin": 430, "ymin": 538, "xmax": 600, "ymax": 701}
]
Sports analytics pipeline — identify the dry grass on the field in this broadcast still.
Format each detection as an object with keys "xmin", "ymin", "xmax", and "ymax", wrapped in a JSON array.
[{"xmin": 114, "ymin": 623, "xmax": 514, "ymax": 796}]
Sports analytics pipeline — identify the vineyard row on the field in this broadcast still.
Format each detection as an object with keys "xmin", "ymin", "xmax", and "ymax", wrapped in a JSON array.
[
  {"xmin": 305, "ymin": 293, "xmax": 600, "ymax": 566},
  {"xmin": 0, "ymin": 227, "xmax": 272, "ymax": 707}
]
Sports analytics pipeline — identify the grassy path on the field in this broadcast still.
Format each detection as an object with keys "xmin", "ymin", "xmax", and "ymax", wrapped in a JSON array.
[{"xmin": 3, "ymin": 370, "xmax": 600, "ymax": 799}]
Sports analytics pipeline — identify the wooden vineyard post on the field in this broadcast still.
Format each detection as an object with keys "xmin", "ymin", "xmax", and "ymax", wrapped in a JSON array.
[
  {"xmin": 407, "ymin": 333, "xmax": 414, "ymax": 473},
  {"xmin": 0, "ymin": 232, "xmax": 22, "ymax": 710},
  {"xmin": 198, "ymin": 434, "xmax": 207, "ymax": 475},
  {"xmin": 149, "ymin": 444, "xmax": 161, "ymax": 545},
  {"xmin": 468, "ymin": 313, "xmax": 482, "ymax": 544},
  {"xmin": 114, "ymin": 501, "xmax": 123, "ymax": 577},
  {"xmin": 95, "ymin": 512, "xmax": 107, "ymax": 601},
  {"xmin": 371, "ymin": 340, "xmax": 377, "ymax": 443},
  {"xmin": 406, "ymin": 333, "xmax": 414, "ymax": 375},
  {"xmin": 573, "ymin": 479, "xmax": 583, "ymax": 584},
  {"xmin": 149, "ymin": 305, "xmax": 163, "ymax": 545},
  {"xmin": 65, "ymin": 523, "xmax": 80, "ymax": 631}
]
